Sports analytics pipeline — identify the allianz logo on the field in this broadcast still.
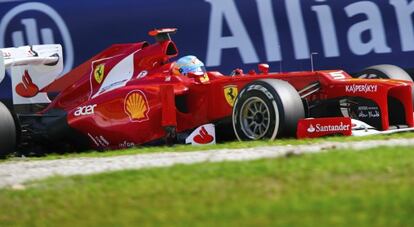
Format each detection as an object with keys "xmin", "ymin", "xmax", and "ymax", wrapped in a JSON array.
[
  {"xmin": 307, "ymin": 122, "xmax": 350, "ymax": 133},
  {"xmin": 345, "ymin": 84, "xmax": 378, "ymax": 93},
  {"xmin": 0, "ymin": 2, "xmax": 74, "ymax": 74},
  {"xmin": 205, "ymin": 0, "xmax": 414, "ymax": 67}
]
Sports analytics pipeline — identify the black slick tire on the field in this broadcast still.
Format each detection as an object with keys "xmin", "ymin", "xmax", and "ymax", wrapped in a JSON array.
[{"xmin": 232, "ymin": 79, "xmax": 304, "ymax": 141}]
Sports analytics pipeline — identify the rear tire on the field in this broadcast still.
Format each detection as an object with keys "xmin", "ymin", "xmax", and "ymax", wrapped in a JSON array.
[
  {"xmin": 0, "ymin": 102, "xmax": 16, "ymax": 157},
  {"xmin": 232, "ymin": 79, "xmax": 304, "ymax": 140}
]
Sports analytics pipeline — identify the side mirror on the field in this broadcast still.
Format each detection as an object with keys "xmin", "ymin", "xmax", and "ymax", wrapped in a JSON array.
[
  {"xmin": 187, "ymin": 72, "xmax": 209, "ymax": 83},
  {"xmin": 258, "ymin": 64, "xmax": 269, "ymax": 74}
]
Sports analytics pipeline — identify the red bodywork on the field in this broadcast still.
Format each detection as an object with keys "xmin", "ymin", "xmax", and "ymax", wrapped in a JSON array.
[{"xmin": 40, "ymin": 29, "xmax": 413, "ymax": 150}]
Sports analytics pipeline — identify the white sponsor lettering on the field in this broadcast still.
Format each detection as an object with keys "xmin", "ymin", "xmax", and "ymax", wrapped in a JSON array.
[
  {"xmin": 345, "ymin": 84, "xmax": 378, "ymax": 93},
  {"xmin": 390, "ymin": 0, "xmax": 414, "ymax": 52},
  {"xmin": 256, "ymin": 0, "xmax": 281, "ymax": 62},
  {"xmin": 119, "ymin": 141, "xmax": 135, "ymax": 149},
  {"xmin": 99, "ymin": 136, "xmax": 109, "ymax": 146},
  {"xmin": 357, "ymin": 106, "xmax": 380, "ymax": 118},
  {"xmin": 205, "ymin": 0, "xmax": 414, "ymax": 67},
  {"xmin": 87, "ymin": 133, "xmax": 109, "ymax": 147},
  {"xmin": 308, "ymin": 122, "xmax": 350, "ymax": 133},
  {"xmin": 137, "ymin": 70, "xmax": 148, "ymax": 79},
  {"xmin": 286, "ymin": 0, "xmax": 309, "ymax": 59},
  {"xmin": 205, "ymin": 0, "xmax": 259, "ymax": 67},
  {"xmin": 359, "ymin": 110, "xmax": 380, "ymax": 118},
  {"xmin": 311, "ymin": 3, "xmax": 339, "ymax": 57},
  {"xmin": 247, "ymin": 84, "xmax": 273, "ymax": 99},
  {"xmin": 345, "ymin": 2, "xmax": 391, "ymax": 55},
  {"xmin": 74, "ymin": 104, "xmax": 97, "ymax": 116},
  {"xmin": 329, "ymin": 71, "xmax": 347, "ymax": 80},
  {"xmin": 87, "ymin": 133, "xmax": 99, "ymax": 147},
  {"xmin": 2, "ymin": 51, "xmax": 11, "ymax": 58}
]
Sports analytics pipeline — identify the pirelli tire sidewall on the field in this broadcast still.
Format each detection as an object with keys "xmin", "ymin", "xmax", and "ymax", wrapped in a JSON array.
[
  {"xmin": 0, "ymin": 102, "xmax": 16, "ymax": 157},
  {"xmin": 232, "ymin": 79, "xmax": 304, "ymax": 141}
]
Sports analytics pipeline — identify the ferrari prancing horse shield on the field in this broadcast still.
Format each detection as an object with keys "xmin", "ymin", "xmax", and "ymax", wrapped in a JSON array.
[
  {"xmin": 224, "ymin": 85, "xmax": 238, "ymax": 107},
  {"xmin": 94, "ymin": 64, "xmax": 105, "ymax": 84}
]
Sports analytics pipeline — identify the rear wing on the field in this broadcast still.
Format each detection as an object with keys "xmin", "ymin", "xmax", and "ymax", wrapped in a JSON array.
[{"xmin": 0, "ymin": 45, "xmax": 63, "ymax": 105}]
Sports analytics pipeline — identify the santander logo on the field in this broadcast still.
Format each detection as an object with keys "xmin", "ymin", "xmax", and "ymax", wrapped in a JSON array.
[
  {"xmin": 307, "ymin": 122, "xmax": 350, "ymax": 133},
  {"xmin": 185, "ymin": 124, "xmax": 216, "ymax": 145},
  {"xmin": 15, "ymin": 70, "xmax": 39, "ymax": 98},
  {"xmin": 307, "ymin": 124, "xmax": 316, "ymax": 133},
  {"xmin": 193, "ymin": 126, "xmax": 214, "ymax": 144}
]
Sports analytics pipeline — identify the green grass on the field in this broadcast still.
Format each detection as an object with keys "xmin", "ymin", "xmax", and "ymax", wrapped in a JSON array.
[
  {"xmin": 8, "ymin": 131, "xmax": 414, "ymax": 161},
  {"xmin": 1, "ymin": 146, "xmax": 414, "ymax": 226}
]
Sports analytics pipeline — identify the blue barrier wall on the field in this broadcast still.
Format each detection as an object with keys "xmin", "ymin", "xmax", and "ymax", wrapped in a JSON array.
[{"xmin": 1, "ymin": 0, "xmax": 414, "ymax": 102}]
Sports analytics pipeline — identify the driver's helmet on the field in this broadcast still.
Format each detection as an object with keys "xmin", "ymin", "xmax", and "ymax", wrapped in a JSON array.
[{"xmin": 172, "ymin": 55, "xmax": 206, "ymax": 76}]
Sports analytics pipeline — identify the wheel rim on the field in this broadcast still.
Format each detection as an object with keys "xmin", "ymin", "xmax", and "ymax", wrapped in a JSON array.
[{"xmin": 239, "ymin": 97, "xmax": 270, "ymax": 139}]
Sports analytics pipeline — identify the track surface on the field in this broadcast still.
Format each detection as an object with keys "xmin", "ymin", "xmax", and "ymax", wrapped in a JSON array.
[{"xmin": 1, "ymin": 138, "xmax": 414, "ymax": 188}]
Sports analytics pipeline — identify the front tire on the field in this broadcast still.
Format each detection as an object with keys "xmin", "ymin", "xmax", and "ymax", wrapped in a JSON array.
[
  {"xmin": 0, "ymin": 102, "xmax": 16, "ymax": 157},
  {"xmin": 232, "ymin": 79, "xmax": 304, "ymax": 141},
  {"xmin": 356, "ymin": 64, "xmax": 414, "ymax": 107},
  {"xmin": 356, "ymin": 64, "xmax": 413, "ymax": 81}
]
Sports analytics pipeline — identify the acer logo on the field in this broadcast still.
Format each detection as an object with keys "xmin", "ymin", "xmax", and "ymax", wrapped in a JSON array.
[
  {"xmin": 74, "ymin": 104, "xmax": 97, "ymax": 116},
  {"xmin": 345, "ymin": 84, "xmax": 378, "ymax": 93},
  {"xmin": 307, "ymin": 122, "xmax": 350, "ymax": 133}
]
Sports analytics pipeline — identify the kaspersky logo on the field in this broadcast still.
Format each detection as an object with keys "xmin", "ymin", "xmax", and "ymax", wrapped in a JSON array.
[
  {"xmin": 0, "ymin": 2, "xmax": 74, "ymax": 74},
  {"xmin": 307, "ymin": 122, "xmax": 350, "ymax": 133},
  {"xmin": 345, "ymin": 84, "xmax": 378, "ymax": 94},
  {"xmin": 124, "ymin": 90, "xmax": 150, "ymax": 122}
]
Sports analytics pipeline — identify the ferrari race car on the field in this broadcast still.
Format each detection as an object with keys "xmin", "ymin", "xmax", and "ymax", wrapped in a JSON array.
[{"xmin": 0, "ymin": 28, "xmax": 413, "ymax": 156}]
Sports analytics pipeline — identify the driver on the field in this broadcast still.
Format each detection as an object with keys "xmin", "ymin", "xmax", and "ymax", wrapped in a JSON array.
[{"xmin": 172, "ymin": 55, "xmax": 209, "ymax": 82}]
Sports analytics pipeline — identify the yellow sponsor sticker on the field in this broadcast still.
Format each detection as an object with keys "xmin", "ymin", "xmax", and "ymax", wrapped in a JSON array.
[
  {"xmin": 94, "ymin": 64, "xmax": 105, "ymax": 84},
  {"xmin": 124, "ymin": 90, "xmax": 150, "ymax": 122},
  {"xmin": 224, "ymin": 85, "xmax": 238, "ymax": 107}
]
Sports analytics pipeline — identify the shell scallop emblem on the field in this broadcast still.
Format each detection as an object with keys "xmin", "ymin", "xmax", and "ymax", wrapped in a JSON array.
[{"xmin": 124, "ymin": 90, "xmax": 150, "ymax": 122}]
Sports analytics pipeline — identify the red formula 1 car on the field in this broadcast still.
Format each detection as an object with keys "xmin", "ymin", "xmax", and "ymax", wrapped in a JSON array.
[{"xmin": 0, "ymin": 28, "xmax": 413, "ymax": 156}]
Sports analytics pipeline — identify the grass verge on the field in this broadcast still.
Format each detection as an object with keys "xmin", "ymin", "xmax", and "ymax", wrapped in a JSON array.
[
  {"xmin": 7, "ymin": 131, "xmax": 414, "ymax": 161},
  {"xmin": 1, "ymin": 146, "xmax": 414, "ymax": 226}
]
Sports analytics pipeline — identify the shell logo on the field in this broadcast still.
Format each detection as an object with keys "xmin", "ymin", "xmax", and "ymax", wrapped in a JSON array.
[{"xmin": 124, "ymin": 90, "xmax": 150, "ymax": 122}]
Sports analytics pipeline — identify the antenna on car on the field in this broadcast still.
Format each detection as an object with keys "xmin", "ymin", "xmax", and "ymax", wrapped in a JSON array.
[
  {"xmin": 310, "ymin": 52, "xmax": 318, "ymax": 72},
  {"xmin": 278, "ymin": 44, "xmax": 282, "ymax": 73},
  {"xmin": 148, "ymin": 28, "xmax": 177, "ymax": 42}
]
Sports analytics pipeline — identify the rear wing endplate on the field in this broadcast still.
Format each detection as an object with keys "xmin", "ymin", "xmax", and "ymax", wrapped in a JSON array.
[{"xmin": 0, "ymin": 44, "xmax": 63, "ymax": 105}]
